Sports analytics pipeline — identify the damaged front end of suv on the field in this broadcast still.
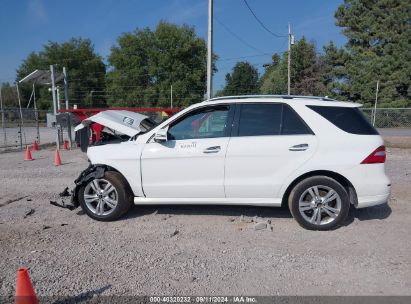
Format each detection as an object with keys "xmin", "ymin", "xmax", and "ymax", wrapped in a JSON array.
[
  {"xmin": 67, "ymin": 110, "xmax": 158, "ymax": 208},
  {"xmin": 74, "ymin": 110, "xmax": 157, "ymax": 152}
]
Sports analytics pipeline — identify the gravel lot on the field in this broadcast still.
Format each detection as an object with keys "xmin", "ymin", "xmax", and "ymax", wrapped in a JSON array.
[{"xmin": 0, "ymin": 147, "xmax": 410, "ymax": 299}]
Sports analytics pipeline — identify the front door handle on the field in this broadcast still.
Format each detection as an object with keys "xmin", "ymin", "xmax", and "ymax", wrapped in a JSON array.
[
  {"xmin": 289, "ymin": 143, "xmax": 309, "ymax": 151},
  {"xmin": 203, "ymin": 146, "xmax": 221, "ymax": 153}
]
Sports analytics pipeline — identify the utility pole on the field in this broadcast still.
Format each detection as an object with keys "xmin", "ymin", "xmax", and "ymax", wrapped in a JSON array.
[
  {"xmin": 207, "ymin": 0, "xmax": 213, "ymax": 100},
  {"xmin": 287, "ymin": 23, "xmax": 292, "ymax": 95},
  {"xmin": 90, "ymin": 90, "xmax": 95, "ymax": 108},
  {"xmin": 373, "ymin": 80, "xmax": 380, "ymax": 126},
  {"xmin": 16, "ymin": 82, "xmax": 25, "ymax": 149},
  {"xmin": 56, "ymin": 87, "xmax": 61, "ymax": 111},
  {"xmin": 170, "ymin": 84, "xmax": 173, "ymax": 108},
  {"xmin": 50, "ymin": 64, "xmax": 60, "ymax": 149},
  {"xmin": 50, "ymin": 65, "xmax": 57, "ymax": 115},
  {"xmin": 0, "ymin": 84, "xmax": 6, "ymax": 148},
  {"xmin": 63, "ymin": 67, "xmax": 69, "ymax": 110},
  {"xmin": 63, "ymin": 67, "xmax": 72, "ymax": 148},
  {"xmin": 33, "ymin": 82, "xmax": 40, "ymax": 144}
]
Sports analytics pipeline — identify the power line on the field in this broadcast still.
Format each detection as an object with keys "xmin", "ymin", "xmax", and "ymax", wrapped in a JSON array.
[
  {"xmin": 207, "ymin": 0, "xmax": 213, "ymax": 99},
  {"xmin": 49, "ymin": 55, "xmax": 280, "ymax": 82},
  {"xmin": 8, "ymin": 52, "xmax": 294, "ymax": 92},
  {"xmin": 218, "ymin": 53, "xmax": 274, "ymax": 62},
  {"xmin": 9, "ymin": 59, "xmax": 285, "ymax": 90},
  {"xmin": 8, "ymin": 54, "xmax": 289, "ymax": 91},
  {"xmin": 215, "ymin": 17, "xmax": 270, "ymax": 56},
  {"xmin": 72, "ymin": 88, "xmax": 207, "ymax": 94},
  {"xmin": 242, "ymin": 0, "xmax": 287, "ymax": 38}
]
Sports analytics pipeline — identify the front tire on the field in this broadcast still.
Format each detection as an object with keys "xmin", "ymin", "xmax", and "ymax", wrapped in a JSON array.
[
  {"xmin": 288, "ymin": 176, "xmax": 350, "ymax": 230},
  {"xmin": 79, "ymin": 171, "xmax": 133, "ymax": 221}
]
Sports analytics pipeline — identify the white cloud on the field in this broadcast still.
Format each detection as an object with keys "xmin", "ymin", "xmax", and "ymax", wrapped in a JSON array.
[{"xmin": 28, "ymin": 0, "xmax": 47, "ymax": 22}]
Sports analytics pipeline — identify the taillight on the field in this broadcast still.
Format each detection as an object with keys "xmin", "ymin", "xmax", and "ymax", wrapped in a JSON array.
[{"xmin": 361, "ymin": 146, "xmax": 386, "ymax": 164}]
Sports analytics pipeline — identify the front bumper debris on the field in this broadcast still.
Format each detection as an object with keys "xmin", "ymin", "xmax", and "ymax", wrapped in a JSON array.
[
  {"xmin": 50, "ymin": 199, "xmax": 76, "ymax": 210},
  {"xmin": 49, "ymin": 187, "xmax": 76, "ymax": 210},
  {"xmin": 50, "ymin": 165, "xmax": 109, "ymax": 211}
]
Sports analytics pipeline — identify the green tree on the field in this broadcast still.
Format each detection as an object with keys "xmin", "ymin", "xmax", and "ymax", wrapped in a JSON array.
[
  {"xmin": 320, "ymin": 41, "xmax": 351, "ymax": 100},
  {"xmin": 0, "ymin": 82, "xmax": 18, "ymax": 108},
  {"xmin": 259, "ymin": 53, "xmax": 287, "ymax": 94},
  {"xmin": 107, "ymin": 21, "xmax": 212, "ymax": 107},
  {"xmin": 335, "ymin": 0, "xmax": 411, "ymax": 107},
  {"xmin": 16, "ymin": 38, "xmax": 106, "ymax": 109},
  {"xmin": 218, "ymin": 61, "xmax": 259, "ymax": 96},
  {"xmin": 260, "ymin": 37, "xmax": 325, "ymax": 96},
  {"xmin": 291, "ymin": 38, "xmax": 326, "ymax": 95}
]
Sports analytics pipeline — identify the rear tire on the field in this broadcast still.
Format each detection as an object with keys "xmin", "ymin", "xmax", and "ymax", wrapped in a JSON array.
[
  {"xmin": 288, "ymin": 176, "xmax": 350, "ymax": 230},
  {"xmin": 79, "ymin": 171, "xmax": 133, "ymax": 221}
]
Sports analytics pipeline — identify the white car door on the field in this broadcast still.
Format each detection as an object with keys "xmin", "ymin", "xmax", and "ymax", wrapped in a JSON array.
[
  {"xmin": 225, "ymin": 103, "xmax": 318, "ymax": 199},
  {"xmin": 141, "ymin": 104, "xmax": 234, "ymax": 198}
]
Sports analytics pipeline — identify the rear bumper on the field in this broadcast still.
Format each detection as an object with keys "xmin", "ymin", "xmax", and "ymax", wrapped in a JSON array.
[
  {"xmin": 339, "ymin": 163, "xmax": 391, "ymax": 209},
  {"xmin": 356, "ymin": 192, "xmax": 390, "ymax": 209}
]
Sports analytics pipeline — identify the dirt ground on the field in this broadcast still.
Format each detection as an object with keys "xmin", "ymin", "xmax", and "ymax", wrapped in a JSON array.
[{"xmin": 0, "ymin": 146, "xmax": 410, "ymax": 299}]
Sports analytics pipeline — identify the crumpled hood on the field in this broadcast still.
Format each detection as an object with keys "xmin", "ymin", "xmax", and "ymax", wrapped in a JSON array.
[{"xmin": 74, "ymin": 110, "xmax": 155, "ymax": 137}]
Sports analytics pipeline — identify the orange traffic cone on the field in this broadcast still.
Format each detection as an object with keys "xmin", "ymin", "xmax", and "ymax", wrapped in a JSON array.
[
  {"xmin": 63, "ymin": 140, "xmax": 69, "ymax": 150},
  {"xmin": 15, "ymin": 267, "xmax": 38, "ymax": 304},
  {"xmin": 33, "ymin": 141, "xmax": 38, "ymax": 152},
  {"xmin": 54, "ymin": 149, "xmax": 62, "ymax": 166},
  {"xmin": 24, "ymin": 146, "xmax": 33, "ymax": 161}
]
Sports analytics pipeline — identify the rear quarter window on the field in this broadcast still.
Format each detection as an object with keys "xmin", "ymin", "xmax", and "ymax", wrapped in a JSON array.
[
  {"xmin": 282, "ymin": 105, "xmax": 313, "ymax": 135},
  {"xmin": 307, "ymin": 105, "xmax": 378, "ymax": 135}
]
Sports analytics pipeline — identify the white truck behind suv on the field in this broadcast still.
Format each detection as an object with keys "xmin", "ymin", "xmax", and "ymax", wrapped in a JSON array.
[{"xmin": 71, "ymin": 95, "xmax": 391, "ymax": 230}]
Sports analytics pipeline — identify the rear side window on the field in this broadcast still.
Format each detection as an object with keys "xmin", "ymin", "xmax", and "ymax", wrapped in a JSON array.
[
  {"xmin": 237, "ymin": 103, "xmax": 312, "ymax": 136},
  {"xmin": 307, "ymin": 106, "xmax": 378, "ymax": 135},
  {"xmin": 238, "ymin": 104, "xmax": 282, "ymax": 136},
  {"xmin": 282, "ymin": 105, "xmax": 313, "ymax": 135}
]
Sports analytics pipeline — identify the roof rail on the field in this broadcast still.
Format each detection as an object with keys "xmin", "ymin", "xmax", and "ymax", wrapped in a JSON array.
[{"xmin": 206, "ymin": 95, "xmax": 335, "ymax": 102}]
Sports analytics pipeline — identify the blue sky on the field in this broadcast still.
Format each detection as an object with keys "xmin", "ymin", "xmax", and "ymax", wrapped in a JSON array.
[{"xmin": 0, "ymin": 0, "xmax": 346, "ymax": 93}]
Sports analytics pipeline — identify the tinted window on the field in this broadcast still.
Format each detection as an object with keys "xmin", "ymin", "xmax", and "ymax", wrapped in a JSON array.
[
  {"xmin": 168, "ymin": 106, "xmax": 229, "ymax": 140},
  {"xmin": 282, "ymin": 105, "xmax": 312, "ymax": 135},
  {"xmin": 238, "ymin": 104, "xmax": 282, "ymax": 136},
  {"xmin": 307, "ymin": 106, "xmax": 378, "ymax": 135}
]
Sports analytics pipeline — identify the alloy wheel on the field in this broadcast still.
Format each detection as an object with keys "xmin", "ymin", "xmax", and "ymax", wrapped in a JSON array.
[
  {"xmin": 83, "ymin": 179, "xmax": 118, "ymax": 216},
  {"xmin": 298, "ymin": 185, "xmax": 342, "ymax": 226}
]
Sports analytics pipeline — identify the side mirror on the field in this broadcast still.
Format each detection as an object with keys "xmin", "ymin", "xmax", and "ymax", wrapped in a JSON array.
[{"xmin": 154, "ymin": 128, "xmax": 168, "ymax": 142}]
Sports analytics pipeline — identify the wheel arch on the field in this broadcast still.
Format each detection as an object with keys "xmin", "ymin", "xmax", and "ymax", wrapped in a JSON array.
[
  {"xmin": 94, "ymin": 164, "xmax": 134, "ymax": 195},
  {"xmin": 72, "ymin": 164, "xmax": 134, "ymax": 207},
  {"xmin": 281, "ymin": 170, "xmax": 358, "ymax": 208}
]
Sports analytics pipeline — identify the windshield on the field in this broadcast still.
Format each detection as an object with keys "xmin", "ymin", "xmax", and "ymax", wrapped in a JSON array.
[{"xmin": 139, "ymin": 118, "xmax": 158, "ymax": 134}]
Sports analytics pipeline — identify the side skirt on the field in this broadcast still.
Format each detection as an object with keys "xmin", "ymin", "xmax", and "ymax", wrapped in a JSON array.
[{"xmin": 133, "ymin": 197, "xmax": 282, "ymax": 207}]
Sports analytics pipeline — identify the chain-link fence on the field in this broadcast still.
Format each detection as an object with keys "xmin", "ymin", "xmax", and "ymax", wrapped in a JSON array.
[
  {"xmin": 0, "ymin": 108, "xmax": 167, "ymax": 152},
  {"xmin": 0, "ymin": 108, "xmax": 53, "ymax": 152},
  {"xmin": 1, "ymin": 107, "xmax": 410, "ymax": 152},
  {"xmin": 361, "ymin": 108, "xmax": 411, "ymax": 128}
]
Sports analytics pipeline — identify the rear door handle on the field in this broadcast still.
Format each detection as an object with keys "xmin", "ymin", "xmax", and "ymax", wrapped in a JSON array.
[
  {"xmin": 289, "ymin": 143, "xmax": 309, "ymax": 151},
  {"xmin": 203, "ymin": 146, "xmax": 221, "ymax": 153}
]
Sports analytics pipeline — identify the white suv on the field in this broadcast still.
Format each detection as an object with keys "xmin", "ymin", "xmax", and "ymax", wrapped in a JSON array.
[{"xmin": 72, "ymin": 95, "xmax": 391, "ymax": 230}]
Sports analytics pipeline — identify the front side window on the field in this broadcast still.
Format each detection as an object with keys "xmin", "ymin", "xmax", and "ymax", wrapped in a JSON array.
[{"xmin": 168, "ymin": 106, "xmax": 230, "ymax": 140}]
